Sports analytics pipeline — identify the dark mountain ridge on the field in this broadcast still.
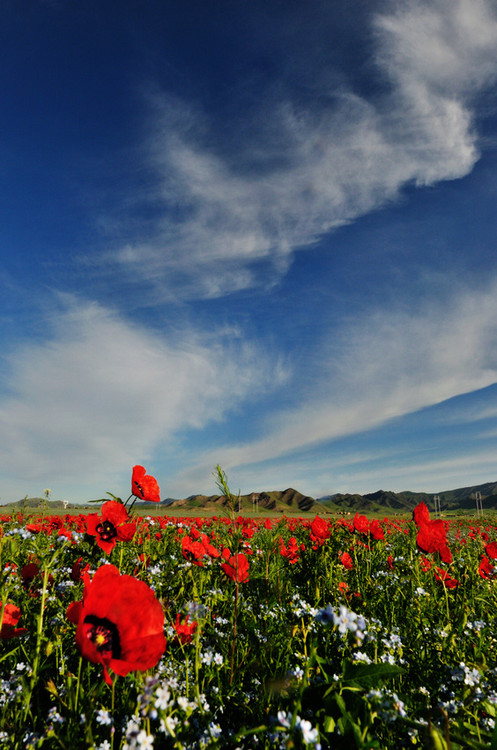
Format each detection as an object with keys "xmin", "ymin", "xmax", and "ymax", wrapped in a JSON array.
[
  {"xmin": 328, "ymin": 481, "xmax": 497, "ymax": 513},
  {"xmin": 6, "ymin": 480, "xmax": 497, "ymax": 513},
  {"xmin": 162, "ymin": 488, "xmax": 319, "ymax": 513}
]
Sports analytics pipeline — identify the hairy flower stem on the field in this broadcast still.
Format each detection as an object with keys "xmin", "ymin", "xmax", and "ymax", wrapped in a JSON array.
[
  {"xmin": 229, "ymin": 580, "xmax": 239, "ymax": 685},
  {"xmin": 194, "ymin": 624, "xmax": 203, "ymax": 711},
  {"xmin": 25, "ymin": 564, "xmax": 51, "ymax": 723},
  {"xmin": 111, "ymin": 678, "xmax": 116, "ymax": 750},
  {"xmin": 74, "ymin": 656, "xmax": 83, "ymax": 715}
]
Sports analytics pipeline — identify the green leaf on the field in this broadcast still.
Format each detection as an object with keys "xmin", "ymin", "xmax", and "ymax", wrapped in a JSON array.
[
  {"xmin": 482, "ymin": 699, "xmax": 497, "ymax": 718},
  {"xmin": 342, "ymin": 661, "xmax": 404, "ymax": 688},
  {"xmin": 323, "ymin": 715, "xmax": 336, "ymax": 733}
]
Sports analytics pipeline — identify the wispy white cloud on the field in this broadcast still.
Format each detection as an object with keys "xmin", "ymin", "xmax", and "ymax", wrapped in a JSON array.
[
  {"xmin": 0, "ymin": 297, "xmax": 285, "ymax": 498},
  {"xmin": 175, "ymin": 277, "xmax": 497, "ymax": 486},
  {"xmin": 110, "ymin": 0, "xmax": 497, "ymax": 299},
  {"xmin": 329, "ymin": 449, "xmax": 497, "ymax": 495},
  {"xmin": 214, "ymin": 448, "xmax": 497, "ymax": 498}
]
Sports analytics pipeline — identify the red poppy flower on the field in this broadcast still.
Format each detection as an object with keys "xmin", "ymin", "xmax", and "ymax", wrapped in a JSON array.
[
  {"xmin": 339, "ymin": 551, "xmax": 354, "ymax": 570},
  {"xmin": 310, "ymin": 516, "xmax": 331, "ymax": 540},
  {"xmin": 279, "ymin": 536, "xmax": 300, "ymax": 564},
  {"xmin": 20, "ymin": 562, "xmax": 53, "ymax": 595},
  {"xmin": 420, "ymin": 556, "xmax": 432, "ymax": 572},
  {"xmin": 21, "ymin": 562, "xmax": 41, "ymax": 591},
  {"xmin": 438, "ymin": 544, "xmax": 453, "ymax": 564},
  {"xmin": 67, "ymin": 564, "xmax": 166, "ymax": 685},
  {"xmin": 131, "ymin": 465, "xmax": 160, "ymax": 503},
  {"xmin": 173, "ymin": 614, "xmax": 198, "ymax": 644},
  {"xmin": 413, "ymin": 502, "xmax": 452, "ymax": 560},
  {"xmin": 369, "ymin": 519, "xmax": 385, "ymax": 541},
  {"xmin": 479, "ymin": 555, "xmax": 495, "ymax": 579},
  {"xmin": 310, "ymin": 516, "xmax": 331, "ymax": 548},
  {"xmin": 242, "ymin": 525, "xmax": 255, "ymax": 539},
  {"xmin": 86, "ymin": 501, "xmax": 137, "ymax": 554},
  {"xmin": 201, "ymin": 533, "xmax": 221, "ymax": 559},
  {"xmin": 434, "ymin": 567, "xmax": 458, "ymax": 589},
  {"xmin": 70, "ymin": 557, "xmax": 90, "ymax": 582},
  {"xmin": 0, "ymin": 603, "xmax": 28, "ymax": 639},
  {"xmin": 353, "ymin": 513, "xmax": 369, "ymax": 535},
  {"xmin": 25, "ymin": 522, "xmax": 44, "ymax": 533},
  {"xmin": 182, "ymin": 535, "xmax": 208, "ymax": 566},
  {"xmin": 485, "ymin": 541, "xmax": 497, "ymax": 560},
  {"xmin": 221, "ymin": 550, "xmax": 250, "ymax": 583},
  {"xmin": 413, "ymin": 501, "xmax": 430, "ymax": 526},
  {"xmin": 58, "ymin": 525, "xmax": 73, "ymax": 542},
  {"xmin": 416, "ymin": 519, "xmax": 448, "ymax": 555}
]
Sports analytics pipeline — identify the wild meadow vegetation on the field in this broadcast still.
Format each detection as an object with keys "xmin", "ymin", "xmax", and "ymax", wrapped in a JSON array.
[{"xmin": 1, "ymin": 467, "xmax": 497, "ymax": 749}]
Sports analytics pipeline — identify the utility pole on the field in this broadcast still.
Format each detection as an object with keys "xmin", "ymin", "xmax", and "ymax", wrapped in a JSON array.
[
  {"xmin": 433, "ymin": 495, "xmax": 441, "ymax": 518},
  {"xmin": 475, "ymin": 491, "xmax": 483, "ymax": 518}
]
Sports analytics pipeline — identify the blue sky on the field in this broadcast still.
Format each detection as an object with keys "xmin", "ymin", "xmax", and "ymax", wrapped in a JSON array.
[{"xmin": 2, "ymin": 0, "xmax": 497, "ymax": 503}]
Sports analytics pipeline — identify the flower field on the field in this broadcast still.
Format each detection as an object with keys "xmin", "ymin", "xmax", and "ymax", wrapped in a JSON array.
[{"xmin": 1, "ymin": 468, "xmax": 497, "ymax": 749}]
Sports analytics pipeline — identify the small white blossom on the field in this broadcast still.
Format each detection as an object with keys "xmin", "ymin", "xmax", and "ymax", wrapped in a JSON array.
[
  {"xmin": 177, "ymin": 696, "xmax": 190, "ymax": 711},
  {"xmin": 297, "ymin": 718, "xmax": 320, "ymax": 747},
  {"xmin": 154, "ymin": 686, "xmax": 171, "ymax": 710},
  {"xmin": 136, "ymin": 730, "xmax": 154, "ymax": 750},
  {"xmin": 277, "ymin": 710, "xmax": 291, "ymax": 728},
  {"xmin": 209, "ymin": 722, "xmax": 222, "ymax": 738},
  {"xmin": 96, "ymin": 709, "xmax": 112, "ymax": 726}
]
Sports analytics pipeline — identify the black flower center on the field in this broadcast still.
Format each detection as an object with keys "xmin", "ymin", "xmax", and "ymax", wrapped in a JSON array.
[
  {"xmin": 96, "ymin": 520, "xmax": 117, "ymax": 542},
  {"xmin": 83, "ymin": 615, "xmax": 121, "ymax": 658},
  {"xmin": 133, "ymin": 480, "xmax": 144, "ymax": 498}
]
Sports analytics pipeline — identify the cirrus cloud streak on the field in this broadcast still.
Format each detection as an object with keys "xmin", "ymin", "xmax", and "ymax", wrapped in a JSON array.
[{"xmin": 113, "ymin": 0, "xmax": 497, "ymax": 299}]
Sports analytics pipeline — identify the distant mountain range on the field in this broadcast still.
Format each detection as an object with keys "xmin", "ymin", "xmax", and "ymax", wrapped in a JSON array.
[
  {"xmin": 160, "ymin": 488, "xmax": 318, "ymax": 514},
  {"xmin": 147, "ymin": 480, "xmax": 497, "ymax": 514},
  {"xmin": 5, "ymin": 480, "xmax": 497, "ymax": 513},
  {"xmin": 324, "ymin": 480, "xmax": 497, "ymax": 513}
]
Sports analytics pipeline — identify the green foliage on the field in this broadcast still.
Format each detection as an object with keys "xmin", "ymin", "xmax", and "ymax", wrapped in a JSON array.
[{"xmin": 0, "ymin": 496, "xmax": 496, "ymax": 748}]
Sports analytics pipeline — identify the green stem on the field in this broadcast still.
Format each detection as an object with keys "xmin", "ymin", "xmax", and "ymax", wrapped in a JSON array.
[
  {"xmin": 25, "ymin": 564, "xmax": 51, "ymax": 722},
  {"xmin": 229, "ymin": 581, "xmax": 239, "ymax": 685},
  {"xmin": 111, "ymin": 678, "xmax": 116, "ymax": 750},
  {"xmin": 74, "ymin": 656, "xmax": 83, "ymax": 715}
]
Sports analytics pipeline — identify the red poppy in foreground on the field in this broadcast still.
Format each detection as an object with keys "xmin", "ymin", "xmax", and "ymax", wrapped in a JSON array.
[
  {"xmin": 221, "ymin": 550, "xmax": 250, "ymax": 583},
  {"xmin": 0, "ymin": 603, "xmax": 28, "ymax": 639},
  {"xmin": 86, "ymin": 501, "xmax": 137, "ymax": 554},
  {"xmin": 131, "ymin": 465, "xmax": 161, "ymax": 503},
  {"xmin": 67, "ymin": 564, "xmax": 166, "ymax": 685}
]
